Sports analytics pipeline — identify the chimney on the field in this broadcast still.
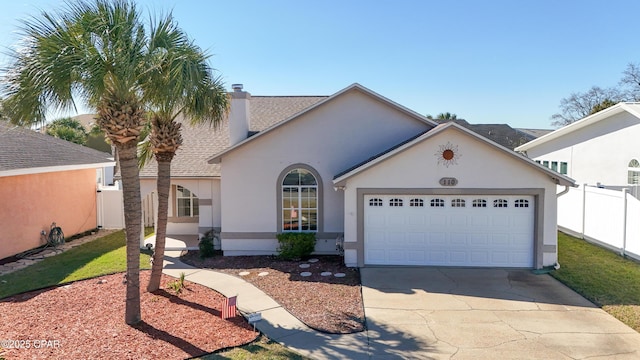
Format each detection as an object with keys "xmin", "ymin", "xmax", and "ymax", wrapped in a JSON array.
[{"xmin": 228, "ymin": 83, "xmax": 251, "ymax": 146}]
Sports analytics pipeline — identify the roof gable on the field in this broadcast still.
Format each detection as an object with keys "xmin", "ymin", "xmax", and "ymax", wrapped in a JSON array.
[
  {"xmin": 0, "ymin": 121, "xmax": 114, "ymax": 177},
  {"xmin": 208, "ymin": 83, "xmax": 437, "ymax": 164},
  {"xmin": 138, "ymin": 96, "xmax": 327, "ymax": 178},
  {"xmin": 334, "ymin": 122, "xmax": 575, "ymax": 187},
  {"xmin": 516, "ymin": 102, "xmax": 640, "ymax": 152}
]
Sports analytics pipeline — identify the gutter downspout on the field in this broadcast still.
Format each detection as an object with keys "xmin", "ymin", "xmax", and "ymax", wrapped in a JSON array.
[
  {"xmin": 622, "ymin": 188, "xmax": 628, "ymax": 257},
  {"xmin": 553, "ymin": 184, "xmax": 572, "ymax": 270}
]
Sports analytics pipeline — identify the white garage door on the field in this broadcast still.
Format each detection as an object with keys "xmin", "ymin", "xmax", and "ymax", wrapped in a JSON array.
[{"xmin": 364, "ymin": 195, "xmax": 535, "ymax": 267}]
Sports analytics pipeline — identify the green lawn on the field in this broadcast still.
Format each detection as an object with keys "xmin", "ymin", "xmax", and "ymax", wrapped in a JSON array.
[
  {"xmin": 552, "ymin": 231, "xmax": 640, "ymax": 331},
  {"xmin": 196, "ymin": 335, "xmax": 309, "ymax": 360},
  {"xmin": 0, "ymin": 228, "xmax": 154, "ymax": 299}
]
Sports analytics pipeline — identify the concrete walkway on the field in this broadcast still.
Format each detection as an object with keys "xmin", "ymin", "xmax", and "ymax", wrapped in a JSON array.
[{"xmin": 162, "ymin": 251, "xmax": 369, "ymax": 360}]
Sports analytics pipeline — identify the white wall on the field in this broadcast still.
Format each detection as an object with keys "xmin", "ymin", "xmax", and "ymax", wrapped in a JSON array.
[
  {"xmin": 341, "ymin": 127, "xmax": 561, "ymax": 267},
  {"xmin": 526, "ymin": 112, "xmax": 640, "ymax": 186},
  {"xmin": 221, "ymin": 89, "xmax": 430, "ymax": 234}
]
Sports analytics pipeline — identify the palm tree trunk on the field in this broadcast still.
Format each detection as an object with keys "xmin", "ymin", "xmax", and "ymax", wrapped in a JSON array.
[
  {"xmin": 117, "ymin": 143, "xmax": 142, "ymax": 325},
  {"xmin": 147, "ymin": 157, "xmax": 171, "ymax": 292}
]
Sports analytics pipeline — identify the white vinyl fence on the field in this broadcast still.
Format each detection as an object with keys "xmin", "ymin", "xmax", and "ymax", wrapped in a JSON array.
[
  {"xmin": 558, "ymin": 184, "xmax": 640, "ymax": 260},
  {"xmin": 96, "ymin": 185, "xmax": 125, "ymax": 229}
]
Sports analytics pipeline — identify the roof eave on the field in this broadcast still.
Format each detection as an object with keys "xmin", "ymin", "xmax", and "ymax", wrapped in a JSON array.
[
  {"xmin": 515, "ymin": 103, "xmax": 632, "ymax": 152},
  {"xmin": 0, "ymin": 161, "xmax": 115, "ymax": 178}
]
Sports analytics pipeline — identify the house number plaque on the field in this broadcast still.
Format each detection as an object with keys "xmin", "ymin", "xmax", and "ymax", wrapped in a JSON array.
[{"xmin": 439, "ymin": 177, "xmax": 458, "ymax": 186}]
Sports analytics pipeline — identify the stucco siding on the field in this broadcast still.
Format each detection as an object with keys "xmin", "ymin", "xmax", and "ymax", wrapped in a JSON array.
[
  {"xmin": 341, "ymin": 128, "xmax": 559, "ymax": 267},
  {"xmin": 220, "ymin": 89, "xmax": 431, "ymax": 235},
  {"xmin": 527, "ymin": 112, "xmax": 640, "ymax": 186},
  {"xmin": 0, "ymin": 169, "xmax": 97, "ymax": 260}
]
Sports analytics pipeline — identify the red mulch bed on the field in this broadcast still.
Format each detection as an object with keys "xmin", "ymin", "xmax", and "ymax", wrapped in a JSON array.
[
  {"xmin": 0, "ymin": 271, "xmax": 257, "ymax": 360},
  {"xmin": 181, "ymin": 252, "xmax": 365, "ymax": 334}
]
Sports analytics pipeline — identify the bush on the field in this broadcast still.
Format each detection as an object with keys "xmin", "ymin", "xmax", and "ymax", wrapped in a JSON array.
[
  {"xmin": 199, "ymin": 231, "xmax": 215, "ymax": 258},
  {"xmin": 276, "ymin": 232, "xmax": 316, "ymax": 260}
]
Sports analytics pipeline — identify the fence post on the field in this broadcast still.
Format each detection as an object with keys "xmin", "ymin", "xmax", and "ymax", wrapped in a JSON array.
[
  {"xmin": 581, "ymin": 183, "xmax": 587, "ymax": 239},
  {"xmin": 622, "ymin": 188, "xmax": 628, "ymax": 257}
]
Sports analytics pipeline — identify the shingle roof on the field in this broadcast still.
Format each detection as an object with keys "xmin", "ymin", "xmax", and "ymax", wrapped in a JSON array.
[
  {"xmin": 138, "ymin": 95, "xmax": 327, "ymax": 178},
  {"xmin": 0, "ymin": 120, "xmax": 113, "ymax": 175},
  {"xmin": 434, "ymin": 119, "xmax": 536, "ymax": 150}
]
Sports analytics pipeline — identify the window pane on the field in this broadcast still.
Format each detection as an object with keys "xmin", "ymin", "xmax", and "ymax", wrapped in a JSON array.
[
  {"xmin": 551, "ymin": 161, "xmax": 558, "ymax": 171},
  {"xmin": 299, "ymin": 170, "xmax": 317, "ymax": 185},
  {"xmin": 629, "ymin": 159, "xmax": 640, "ymax": 168},
  {"xmin": 177, "ymin": 198, "xmax": 191, "ymax": 217},
  {"xmin": 560, "ymin": 162, "xmax": 568, "ymax": 175},
  {"xmin": 193, "ymin": 198, "xmax": 199, "ymax": 216},
  {"xmin": 283, "ymin": 172, "xmax": 299, "ymax": 185}
]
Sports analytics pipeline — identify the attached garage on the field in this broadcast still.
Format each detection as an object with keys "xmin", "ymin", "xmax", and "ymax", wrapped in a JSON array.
[
  {"xmin": 364, "ymin": 194, "xmax": 534, "ymax": 267},
  {"xmin": 334, "ymin": 122, "xmax": 575, "ymax": 269}
]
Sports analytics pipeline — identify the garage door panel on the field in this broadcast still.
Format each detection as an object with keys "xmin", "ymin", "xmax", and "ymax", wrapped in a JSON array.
[
  {"xmin": 364, "ymin": 194, "xmax": 535, "ymax": 268},
  {"xmin": 430, "ymin": 214, "xmax": 447, "ymax": 226},
  {"xmin": 470, "ymin": 251, "xmax": 489, "ymax": 264}
]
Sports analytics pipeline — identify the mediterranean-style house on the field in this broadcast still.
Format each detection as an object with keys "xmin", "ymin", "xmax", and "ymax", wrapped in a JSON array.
[
  {"xmin": 515, "ymin": 103, "xmax": 640, "ymax": 192},
  {"xmin": 0, "ymin": 121, "xmax": 114, "ymax": 260},
  {"xmin": 140, "ymin": 83, "xmax": 574, "ymax": 269}
]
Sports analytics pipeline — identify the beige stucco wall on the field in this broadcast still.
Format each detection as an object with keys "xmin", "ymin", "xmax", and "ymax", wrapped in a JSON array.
[
  {"xmin": 220, "ymin": 88, "xmax": 431, "ymax": 254},
  {"xmin": 340, "ymin": 127, "xmax": 560, "ymax": 268},
  {"xmin": 0, "ymin": 169, "xmax": 98, "ymax": 260},
  {"xmin": 140, "ymin": 177, "xmax": 220, "ymax": 237}
]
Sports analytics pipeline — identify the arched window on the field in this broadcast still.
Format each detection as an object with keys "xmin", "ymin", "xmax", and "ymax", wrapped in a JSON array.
[
  {"xmin": 514, "ymin": 199, "xmax": 529, "ymax": 208},
  {"xmin": 494, "ymin": 199, "xmax": 508, "ymax": 208},
  {"xmin": 472, "ymin": 199, "xmax": 487, "ymax": 208},
  {"xmin": 431, "ymin": 198, "xmax": 445, "ymax": 207},
  {"xmin": 389, "ymin": 198, "xmax": 403, "ymax": 207},
  {"xmin": 451, "ymin": 199, "xmax": 465, "ymax": 208},
  {"xmin": 282, "ymin": 168, "xmax": 318, "ymax": 232},
  {"xmin": 628, "ymin": 159, "xmax": 640, "ymax": 185},
  {"xmin": 369, "ymin": 198, "xmax": 383, "ymax": 207},
  {"xmin": 410, "ymin": 198, "xmax": 424, "ymax": 207}
]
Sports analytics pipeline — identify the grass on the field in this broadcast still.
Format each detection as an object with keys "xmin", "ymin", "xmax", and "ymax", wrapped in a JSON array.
[
  {"xmin": 0, "ymin": 229, "xmax": 306, "ymax": 359},
  {"xmin": 0, "ymin": 228, "xmax": 154, "ymax": 299},
  {"xmin": 552, "ymin": 231, "xmax": 640, "ymax": 331},
  {"xmin": 196, "ymin": 335, "xmax": 310, "ymax": 360}
]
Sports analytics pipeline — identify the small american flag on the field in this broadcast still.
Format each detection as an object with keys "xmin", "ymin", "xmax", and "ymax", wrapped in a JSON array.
[{"xmin": 221, "ymin": 295, "xmax": 237, "ymax": 319}]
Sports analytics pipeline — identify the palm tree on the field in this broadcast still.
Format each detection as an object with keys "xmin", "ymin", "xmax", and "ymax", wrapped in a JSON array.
[
  {"xmin": 141, "ymin": 17, "xmax": 229, "ymax": 292},
  {"xmin": 2, "ymin": 0, "xmax": 152, "ymax": 325}
]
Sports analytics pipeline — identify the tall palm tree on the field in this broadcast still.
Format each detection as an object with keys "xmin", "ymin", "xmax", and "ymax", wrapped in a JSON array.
[
  {"xmin": 141, "ymin": 17, "xmax": 229, "ymax": 292},
  {"xmin": 2, "ymin": 0, "xmax": 152, "ymax": 325}
]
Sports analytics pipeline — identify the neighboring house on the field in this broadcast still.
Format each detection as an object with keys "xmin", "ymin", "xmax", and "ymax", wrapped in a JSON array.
[
  {"xmin": 515, "ymin": 103, "xmax": 640, "ymax": 188},
  {"xmin": 433, "ymin": 119, "xmax": 540, "ymax": 150},
  {"xmin": 140, "ymin": 83, "xmax": 574, "ymax": 269},
  {"xmin": 0, "ymin": 121, "xmax": 114, "ymax": 260}
]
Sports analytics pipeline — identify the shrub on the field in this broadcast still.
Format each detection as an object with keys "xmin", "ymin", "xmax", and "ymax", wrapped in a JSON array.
[
  {"xmin": 199, "ymin": 231, "xmax": 215, "ymax": 258},
  {"xmin": 276, "ymin": 232, "xmax": 316, "ymax": 260}
]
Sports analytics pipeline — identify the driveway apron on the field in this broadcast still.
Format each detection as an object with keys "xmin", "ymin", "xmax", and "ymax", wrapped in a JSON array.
[{"xmin": 361, "ymin": 267, "xmax": 640, "ymax": 359}]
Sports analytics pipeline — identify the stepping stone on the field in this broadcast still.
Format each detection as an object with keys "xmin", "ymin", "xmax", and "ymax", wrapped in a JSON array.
[
  {"xmin": 334, "ymin": 273, "xmax": 346, "ymax": 278},
  {"xmin": 299, "ymin": 263, "xmax": 310, "ymax": 268},
  {"xmin": 258, "ymin": 272, "xmax": 269, "ymax": 277},
  {"xmin": 239, "ymin": 271, "xmax": 250, "ymax": 276},
  {"xmin": 308, "ymin": 258, "xmax": 319, "ymax": 263},
  {"xmin": 321, "ymin": 272, "xmax": 332, "ymax": 276},
  {"xmin": 300, "ymin": 272, "xmax": 312, "ymax": 277}
]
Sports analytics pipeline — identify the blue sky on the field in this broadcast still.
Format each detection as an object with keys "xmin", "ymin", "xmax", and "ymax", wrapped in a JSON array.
[{"xmin": 1, "ymin": 0, "xmax": 639, "ymax": 129}]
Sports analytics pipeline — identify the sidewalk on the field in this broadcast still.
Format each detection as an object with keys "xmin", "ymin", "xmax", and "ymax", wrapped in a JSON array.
[{"xmin": 162, "ymin": 251, "xmax": 370, "ymax": 360}]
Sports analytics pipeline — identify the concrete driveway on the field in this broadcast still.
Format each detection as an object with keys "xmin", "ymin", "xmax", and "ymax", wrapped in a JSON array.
[{"xmin": 361, "ymin": 267, "xmax": 640, "ymax": 359}]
